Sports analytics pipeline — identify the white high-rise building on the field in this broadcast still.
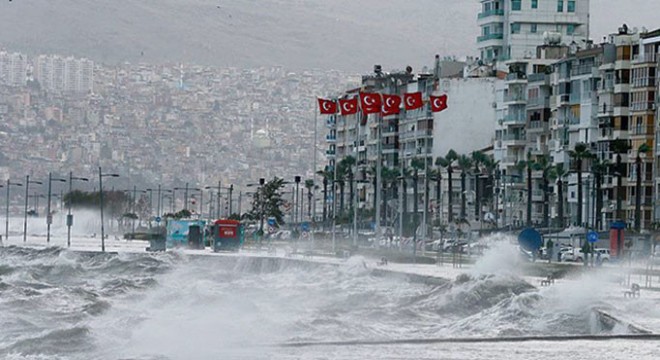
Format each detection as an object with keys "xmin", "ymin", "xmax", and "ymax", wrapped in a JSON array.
[
  {"xmin": 34, "ymin": 55, "xmax": 94, "ymax": 93},
  {"xmin": 477, "ymin": 0, "xmax": 590, "ymax": 63},
  {"xmin": 0, "ymin": 51, "xmax": 28, "ymax": 86}
]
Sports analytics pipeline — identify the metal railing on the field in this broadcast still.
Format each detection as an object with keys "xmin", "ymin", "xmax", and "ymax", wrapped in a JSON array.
[
  {"xmin": 477, "ymin": 9, "xmax": 504, "ymax": 18},
  {"xmin": 477, "ymin": 33, "xmax": 504, "ymax": 42}
]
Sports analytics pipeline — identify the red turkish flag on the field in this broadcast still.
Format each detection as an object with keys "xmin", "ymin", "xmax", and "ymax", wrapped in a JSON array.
[
  {"xmin": 382, "ymin": 94, "xmax": 401, "ymax": 116},
  {"xmin": 404, "ymin": 92, "xmax": 423, "ymax": 111},
  {"xmin": 430, "ymin": 94, "xmax": 448, "ymax": 112},
  {"xmin": 360, "ymin": 92, "xmax": 382, "ymax": 114},
  {"xmin": 338, "ymin": 97, "xmax": 359, "ymax": 115},
  {"xmin": 318, "ymin": 98, "xmax": 337, "ymax": 114}
]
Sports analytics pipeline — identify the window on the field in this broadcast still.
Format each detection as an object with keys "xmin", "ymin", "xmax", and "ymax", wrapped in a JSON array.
[
  {"xmin": 568, "ymin": 0, "xmax": 576, "ymax": 12},
  {"xmin": 532, "ymin": 0, "xmax": 538, "ymax": 8},
  {"xmin": 567, "ymin": 24, "xmax": 575, "ymax": 35},
  {"xmin": 512, "ymin": 0, "xmax": 522, "ymax": 11},
  {"xmin": 557, "ymin": 0, "xmax": 564, "ymax": 12},
  {"xmin": 531, "ymin": 24, "xmax": 538, "ymax": 33},
  {"xmin": 511, "ymin": 23, "xmax": 521, "ymax": 34}
]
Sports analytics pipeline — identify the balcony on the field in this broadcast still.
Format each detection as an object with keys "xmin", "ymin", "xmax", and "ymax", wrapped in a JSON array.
[
  {"xmin": 398, "ymin": 129, "xmax": 433, "ymax": 140},
  {"xmin": 502, "ymin": 134, "xmax": 526, "ymax": 147},
  {"xmin": 571, "ymin": 64, "xmax": 596, "ymax": 76},
  {"xmin": 477, "ymin": 9, "xmax": 504, "ymax": 19},
  {"xmin": 630, "ymin": 102, "xmax": 656, "ymax": 112},
  {"xmin": 532, "ymin": 190, "xmax": 544, "ymax": 202},
  {"xmin": 504, "ymin": 93, "xmax": 526, "ymax": 104},
  {"xmin": 527, "ymin": 73, "xmax": 547, "ymax": 83},
  {"xmin": 503, "ymin": 113, "xmax": 526, "ymax": 125},
  {"xmin": 528, "ymin": 121, "xmax": 548, "ymax": 132},
  {"xmin": 631, "ymin": 77, "xmax": 656, "ymax": 88},
  {"xmin": 633, "ymin": 52, "xmax": 657, "ymax": 64},
  {"xmin": 505, "ymin": 72, "xmax": 527, "ymax": 83},
  {"xmin": 325, "ymin": 135, "xmax": 336, "ymax": 142},
  {"xmin": 477, "ymin": 33, "xmax": 504, "ymax": 42},
  {"xmin": 325, "ymin": 150, "xmax": 336, "ymax": 157}
]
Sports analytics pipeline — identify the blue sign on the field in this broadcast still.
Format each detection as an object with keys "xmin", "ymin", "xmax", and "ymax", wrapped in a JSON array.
[
  {"xmin": 301, "ymin": 222, "xmax": 310, "ymax": 232},
  {"xmin": 155, "ymin": 216, "xmax": 162, "ymax": 223},
  {"xmin": 587, "ymin": 231, "xmax": 599, "ymax": 243},
  {"xmin": 518, "ymin": 228, "xmax": 543, "ymax": 252},
  {"xmin": 267, "ymin": 217, "xmax": 277, "ymax": 226}
]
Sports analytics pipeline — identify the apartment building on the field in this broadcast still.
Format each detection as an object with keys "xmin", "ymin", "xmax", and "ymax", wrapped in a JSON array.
[
  {"xmin": 0, "ymin": 51, "xmax": 28, "ymax": 87},
  {"xmin": 477, "ymin": 0, "xmax": 589, "ymax": 63}
]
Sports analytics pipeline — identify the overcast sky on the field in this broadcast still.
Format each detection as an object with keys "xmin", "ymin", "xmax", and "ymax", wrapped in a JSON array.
[{"xmin": 0, "ymin": 0, "xmax": 659, "ymax": 71}]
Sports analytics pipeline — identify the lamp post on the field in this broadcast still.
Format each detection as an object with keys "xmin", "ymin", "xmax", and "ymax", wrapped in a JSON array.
[
  {"xmin": 174, "ymin": 185, "xmax": 200, "ymax": 215},
  {"xmin": 46, "ymin": 173, "xmax": 67, "ymax": 243},
  {"xmin": 23, "ymin": 176, "xmax": 43, "ymax": 243},
  {"xmin": 66, "ymin": 172, "xmax": 89, "ymax": 247},
  {"xmin": 98, "ymin": 167, "xmax": 119, "ymax": 252},
  {"xmin": 4, "ymin": 180, "xmax": 23, "ymax": 243},
  {"xmin": 294, "ymin": 176, "xmax": 301, "ymax": 227}
]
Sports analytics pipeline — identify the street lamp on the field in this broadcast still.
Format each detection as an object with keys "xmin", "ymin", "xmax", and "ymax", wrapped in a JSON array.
[
  {"xmin": 174, "ymin": 184, "xmax": 201, "ymax": 214},
  {"xmin": 46, "ymin": 173, "xmax": 67, "ymax": 243},
  {"xmin": 98, "ymin": 167, "xmax": 119, "ymax": 252},
  {"xmin": 23, "ymin": 176, "xmax": 43, "ymax": 243},
  {"xmin": 4, "ymin": 179, "xmax": 23, "ymax": 243},
  {"xmin": 67, "ymin": 172, "xmax": 89, "ymax": 247}
]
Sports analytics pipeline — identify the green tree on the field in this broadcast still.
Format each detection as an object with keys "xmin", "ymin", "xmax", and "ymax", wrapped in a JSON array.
[
  {"xmin": 471, "ymin": 151, "xmax": 488, "ymax": 222},
  {"xmin": 532, "ymin": 154, "xmax": 553, "ymax": 228},
  {"xmin": 549, "ymin": 164, "xmax": 568, "ymax": 229},
  {"xmin": 611, "ymin": 139, "xmax": 631, "ymax": 222},
  {"xmin": 410, "ymin": 157, "xmax": 426, "ymax": 228},
  {"xmin": 340, "ymin": 155, "xmax": 357, "ymax": 216},
  {"xmin": 568, "ymin": 143, "xmax": 592, "ymax": 227},
  {"xmin": 248, "ymin": 177, "xmax": 286, "ymax": 230},
  {"xmin": 316, "ymin": 168, "xmax": 333, "ymax": 224},
  {"xmin": 516, "ymin": 151, "xmax": 534, "ymax": 227},
  {"xmin": 457, "ymin": 154, "xmax": 473, "ymax": 221},
  {"xmin": 591, "ymin": 157, "xmax": 610, "ymax": 230},
  {"xmin": 304, "ymin": 179, "xmax": 315, "ymax": 220},
  {"xmin": 436, "ymin": 149, "xmax": 458, "ymax": 223}
]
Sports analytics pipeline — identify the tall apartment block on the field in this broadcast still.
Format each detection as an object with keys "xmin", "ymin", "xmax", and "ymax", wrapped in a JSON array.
[
  {"xmin": 34, "ymin": 55, "xmax": 94, "ymax": 93},
  {"xmin": 0, "ymin": 51, "xmax": 28, "ymax": 87},
  {"xmin": 478, "ymin": 0, "xmax": 589, "ymax": 63}
]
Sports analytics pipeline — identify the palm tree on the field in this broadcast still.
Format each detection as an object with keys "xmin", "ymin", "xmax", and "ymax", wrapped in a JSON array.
[
  {"xmin": 568, "ymin": 143, "xmax": 592, "ymax": 227},
  {"xmin": 339, "ymin": 155, "xmax": 357, "ymax": 216},
  {"xmin": 516, "ymin": 152, "xmax": 534, "ymax": 227},
  {"xmin": 591, "ymin": 157, "xmax": 609, "ymax": 230},
  {"xmin": 304, "ymin": 179, "xmax": 315, "ymax": 220},
  {"xmin": 436, "ymin": 149, "xmax": 458, "ymax": 223},
  {"xmin": 410, "ymin": 158, "xmax": 426, "ymax": 228},
  {"xmin": 316, "ymin": 168, "xmax": 333, "ymax": 224},
  {"xmin": 549, "ymin": 164, "xmax": 568, "ymax": 229},
  {"xmin": 457, "ymin": 154, "xmax": 473, "ymax": 221},
  {"xmin": 635, "ymin": 143, "xmax": 650, "ymax": 231},
  {"xmin": 430, "ymin": 165, "xmax": 443, "ymax": 225},
  {"xmin": 532, "ymin": 154, "xmax": 553, "ymax": 228},
  {"xmin": 481, "ymin": 156, "xmax": 500, "ymax": 221},
  {"xmin": 471, "ymin": 151, "xmax": 487, "ymax": 222},
  {"xmin": 611, "ymin": 139, "xmax": 631, "ymax": 222}
]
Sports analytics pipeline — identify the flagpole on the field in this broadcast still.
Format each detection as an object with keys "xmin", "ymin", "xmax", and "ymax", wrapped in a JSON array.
[
  {"xmin": 353, "ymin": 111, "xmax": 360, "ymax": 248},
  {"xmin": 312, "ymin": 98, "xmax": 317, "ymax": 251},
  {"xmin": 331, "ymin": 111, "xmax": 338, "ymax": 256}
]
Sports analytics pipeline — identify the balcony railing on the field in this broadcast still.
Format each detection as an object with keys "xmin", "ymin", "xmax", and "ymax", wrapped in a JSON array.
[
  {"xmin": 633, "ymin": 53, "xmax": 657, "ymax": 64},
  {"xmin": 477, "ymin": 9, "xmax": 504, "ymax": 19},
  {"xmin": 506, "ymin": 72, "xmax": 527, "ymax": 81},
  {"xmin": 630, "ymin": 102, "xmax": 656, "ymax": 112},
  {"xmin": 527, "ymin": 73, "xmax": 547, "ymax": 82},
  {"xmin": 477, "ymin": 33, "xmax": 504, "ymax": 42},
  {"xmin": 503, "ymin": 114, "xmax": 526, "ymax": 124},
  {"xmin": 326, "ymin": 135, "xmax": 336, "ymax": 142},
  {"xmin": 502, "ymin": 134, "xmax": 525, "ymax": 141},
  {"xmin": 631, "ymin": 77, "xmax": 656, "ymax": 88},
  {"xmin": 504, "ymin": 94, "xmax": 526, "ymax": 103}
]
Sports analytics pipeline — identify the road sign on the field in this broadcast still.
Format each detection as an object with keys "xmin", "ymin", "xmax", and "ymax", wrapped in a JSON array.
[
  {"xmin": 301, "ymin": 231, "xmax": 309, "ymax": 239},
  {"xmin": 155, "ymin": 216, "xmax": 162, "ymax": 223},
  {"xmin": 301, "ymin": 222, "xmax": 310, "ymax": 232},
  {"xmin": 46, "ymin": 214, "xmax": 53, "ymax": 225},
  {"xmin": 267, "ymin": 217, "xmax": 277, "ymax": 226},
  {"xmin": 518, "ymin": 228, "xmax": 543, "ymax": 252},
  {"xmin": 587, "ymin": 231, "xmax": 599, "ymax": 243},
  {"xmin": 268, "ymin": 226, "xmax": 275, "ymax": 234}
]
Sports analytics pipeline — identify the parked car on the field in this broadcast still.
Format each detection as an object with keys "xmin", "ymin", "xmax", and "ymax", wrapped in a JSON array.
[{"xmin": 594, "ymin": 248, "xmax": 611, "ymax": 262}]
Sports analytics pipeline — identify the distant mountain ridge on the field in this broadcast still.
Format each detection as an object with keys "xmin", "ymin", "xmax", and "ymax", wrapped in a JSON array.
[{"xmin": 1, "ymin": 0, "xmax": 659, "ymax": 72}]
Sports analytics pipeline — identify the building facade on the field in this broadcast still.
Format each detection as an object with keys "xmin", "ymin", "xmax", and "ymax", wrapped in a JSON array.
[{"xmin": 477, "ymin": 0, "xmax": 589, "ymax": 63}]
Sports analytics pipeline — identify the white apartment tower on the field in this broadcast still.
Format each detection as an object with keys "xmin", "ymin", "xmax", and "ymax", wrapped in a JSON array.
[
  {"xmin": 478, "ymin": 0, "xmax": 590, "ymax": 63},
  {"xmin": 35, "ymin": 55, "xmax": 94, "ymax": 93},
  {"xmin": 0, "ymin": 51, "xmax": 28, "ymax": 87}
]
